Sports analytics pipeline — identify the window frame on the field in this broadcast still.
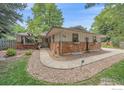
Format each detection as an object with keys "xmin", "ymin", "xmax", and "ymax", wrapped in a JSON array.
[
  {"xmin": 93, "ymin": 36, "xmax": 97, "ymax": 44},
  {"xmin": 23, "ymin": 36, "xmax": 35, "ymax": 45},
  {"xmin": 72, "ymin": 33, "xmax": 79, "ymax": 43}
]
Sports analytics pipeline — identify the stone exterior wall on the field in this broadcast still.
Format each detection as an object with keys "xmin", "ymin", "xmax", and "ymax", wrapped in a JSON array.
[{"xmin": 50, "ymin": 42, "xmax": 101, "ymax": 55}]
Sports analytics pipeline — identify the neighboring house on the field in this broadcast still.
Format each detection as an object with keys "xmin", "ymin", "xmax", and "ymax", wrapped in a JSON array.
[
  {"xmin": 47, "ymin": 27, "xmax": 105, "ymax": 56},
  {"xmin": 16, "ymin": 33, "xmax": 37, "ymax": 49}
]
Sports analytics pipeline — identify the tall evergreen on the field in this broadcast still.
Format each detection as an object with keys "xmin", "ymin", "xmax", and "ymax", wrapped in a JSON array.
[{"xmin": 0, "ymin": 3, "xmax": 26, "ymax": 38}]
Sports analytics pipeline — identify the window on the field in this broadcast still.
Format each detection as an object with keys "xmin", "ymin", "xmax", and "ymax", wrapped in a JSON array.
[
  {"xmin": 72, "ymin": 33, "xmax": 79, "ymax": 42},
  {"xmin": 21, "ymin": 36, "xmax": 24, "ymax": 44},
  {"xmin": 93, "ymin": 36, "xmax": 97, "ymax": 43},
  {"xmin": 24, "ymin": 36, "xmax": 34, "ymax": 45}
]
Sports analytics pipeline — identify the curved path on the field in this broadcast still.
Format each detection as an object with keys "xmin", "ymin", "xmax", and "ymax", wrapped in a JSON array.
[
  {"xmin": 27, "ymin": 50, "xmax": 124, "ymax": 83},
  {"xmin": 40, "ymin": 48, "xmax": 124, "ymax": 69}
]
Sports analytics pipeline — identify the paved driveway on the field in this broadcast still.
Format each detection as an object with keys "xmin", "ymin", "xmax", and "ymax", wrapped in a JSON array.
[{"xmin": 40, "ymin": 48, "xmax": 124, "ymax": 69}]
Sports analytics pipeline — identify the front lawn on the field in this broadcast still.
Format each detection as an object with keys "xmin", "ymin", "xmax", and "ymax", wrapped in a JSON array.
[
  {"xmin": 75, "ymin": 60, "xmax": 124, "ymax": 85},
  {"xmin": 0, "ymin": 56, "xmax": 48, "ymax": 85},
  {"xmin": 0, "ymin": 56, "xmax": 124, "ymax": 85}
]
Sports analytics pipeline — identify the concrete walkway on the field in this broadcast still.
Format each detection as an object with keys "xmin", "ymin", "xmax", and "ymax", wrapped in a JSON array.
[
  {"xmin": 40, "ymin": 48, "xmax": 124, "ymax": 69},
  {"xmin": 28, "ymin": 50, "xmax": 124, "ymax": 83}
]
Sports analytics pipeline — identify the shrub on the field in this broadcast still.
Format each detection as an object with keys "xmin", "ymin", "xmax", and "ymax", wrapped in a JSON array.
[
  {"xmin": 25, "ymin": 50, "xmax": 32, "ymax": 56},
  {"xmin": 6, "ymin": 48, "xmax": 16, "ymax": 56},
  {"xmin": 111, "ymin": 37, "xmax": 124, "ymax": 47},
  {"xmin": 102, "ymin": 45, "xmax": 113, "ymax": 48}
]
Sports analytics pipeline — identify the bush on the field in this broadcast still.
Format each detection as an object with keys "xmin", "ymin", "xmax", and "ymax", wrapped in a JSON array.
[
  {"xmin": 25, "ymin": 50, "xmax": 32, "ymax": 56},
  {"xmin": 101, "ymin": 36, "xmax": 111, "ymax": 42},
  {"xmin": 102, "ymin": 45, "xmax": 113, "ymax": 48},
  {"xmin": 111, "ymin": 37, "xmax": 124, "ymax": 47},
  {"xmin": 6, "ymin": 48, "xmax": 16, "ymax": 56}
]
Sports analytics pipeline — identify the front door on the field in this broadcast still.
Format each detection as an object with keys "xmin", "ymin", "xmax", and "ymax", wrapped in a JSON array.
[
  {"xmin": 41, "ymin": 37, "xmax": 48, "ymax": 48},
  {"xmin": 85, "ymin": 37, "xmax": 89, "ymax": 52}
]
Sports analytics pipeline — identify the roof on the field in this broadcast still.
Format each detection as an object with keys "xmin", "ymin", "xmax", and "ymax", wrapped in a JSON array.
[
  {"xmin": 96, "ymin": 34, "xmax": 107, "ymax": 38},
  {"xmin": 40, "ymin": 31, "xmax": 48, "ymax": 36},
  {"xmin": 16, "ymin": 33, "xmax": 32, "ymax": 36},
  {"xmin": 69, "ymin": 25, "xmax": 87, "ymax": 31},
  {"xmin": 47, "ymin": 27, "xmax": 98, "ymax": 37}
]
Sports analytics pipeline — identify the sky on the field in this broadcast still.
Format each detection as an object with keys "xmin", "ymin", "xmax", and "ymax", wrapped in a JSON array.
[{"xmin": 19, "ymin": 3, "xmax": 104, "ymax": 30}]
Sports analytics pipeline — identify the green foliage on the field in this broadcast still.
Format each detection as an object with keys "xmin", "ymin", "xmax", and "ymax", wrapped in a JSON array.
[
  {"xmin": 25, "ymin": 50, "xmax": 32, "ymax": 56},
  {"xmin": 101, "ymin": 36, "xmax": 111, "ymax": 42},
  {"xmin": 11, "ymin": 24, "xmax": 26, "ymax": 33},
  {"xmin": 6, "ymin": 48, "xmax": 16, "ymax": 56},
  {"xmin": 111, "ymin": 37, "xmax": 124, "ymax": 47},
  {"xmin": 0, "ymin": 57, "xmax": 47, "ymax": 85},
  {"xmin": 27, "ymin": 4, "xmax": 64, "ymax": 36},
  {"xmin": 91, "ymin": 4, "xmax": 124, "ymax": 47},
  {"xmin": 102, "ymin": 45, "xmax": 113, "ymax": 48},
  {"xmin": 75, "ymin": 60, "xmax": 124, "ymax": 85},
  {"xmin": 100, "ymin": 60, "xmax": 124, "ymax": 84},
  {"xmin": 0, "ymin": 3, "xmax": 26, "ymax": 38},
  {"xmin": 1, "ymin": 55, "xmax": 124, "ymax": 85}
]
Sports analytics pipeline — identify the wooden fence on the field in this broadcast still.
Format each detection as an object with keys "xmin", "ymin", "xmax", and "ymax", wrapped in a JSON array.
[{"xmin": 0, "ymin": 39, "xmax": 16, "ymax": 50}]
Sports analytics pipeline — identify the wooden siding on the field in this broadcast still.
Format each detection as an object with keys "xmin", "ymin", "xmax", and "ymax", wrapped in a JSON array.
[{"xmin": 0, "ymin": 39, "xmax": 16, "ymax": 50}]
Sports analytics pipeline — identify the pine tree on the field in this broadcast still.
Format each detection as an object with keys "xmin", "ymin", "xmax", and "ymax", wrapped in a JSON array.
[{"xmin": 0, "ymin": 3, "xmax": 26, "ymax": 38}]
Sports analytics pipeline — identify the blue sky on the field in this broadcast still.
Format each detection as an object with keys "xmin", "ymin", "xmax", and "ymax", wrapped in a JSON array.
[{"xmin": 19, "ymin": 3, "xmax": 104, "ymax": 30}]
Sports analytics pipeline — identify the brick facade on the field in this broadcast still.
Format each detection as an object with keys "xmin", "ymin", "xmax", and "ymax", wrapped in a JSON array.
[
  {"xmin": 16, "ymin": 43, "xmax": 37, "ymax": 49},
  {"xmin": 50, "ymin": 42, "xmax": 101, "ymax": 55},
  {"xmin": 50, "ymin": 42, "xmax": 60, "ymax": 55}
]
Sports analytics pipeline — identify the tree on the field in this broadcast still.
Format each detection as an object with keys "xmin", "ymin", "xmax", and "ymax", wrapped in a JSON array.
[
  {"xmin": 11, "ymin": 24, "xmax": 26, "ymax": 33},
  {"xmin": 91, "ymin": 4, "xmax": 124, "ymax": 36},
  {"xmin": 90, "ymin": 4, "xmax": 124, "ymax": 47},
  {"xmin": 0, "ymin": 3, "xmax": 26, "ymax": 38},
  {"xmin": 27, "ymin": 3, "xmax": 63, "ymax": 36}
]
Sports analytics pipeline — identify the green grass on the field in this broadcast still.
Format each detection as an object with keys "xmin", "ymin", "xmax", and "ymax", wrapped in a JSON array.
[
  {"xmin": 0, "ymin": 56, "xmax": 124, "ymax": 85},
  {"xmin": 0, "ymin": 57, "xmax": 49, "ymax": 85},
  {"xmin": 75, "ymin": 60, "xmax": 124, "ymax": 85}
]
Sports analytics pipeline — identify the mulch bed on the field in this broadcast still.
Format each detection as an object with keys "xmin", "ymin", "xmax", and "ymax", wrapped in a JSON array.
[{"xmin": 0, "ymin": 50, "xmax": 27, "ymax": 62}]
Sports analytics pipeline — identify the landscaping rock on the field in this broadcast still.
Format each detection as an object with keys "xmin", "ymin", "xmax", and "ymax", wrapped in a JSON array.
[{"xmin": 27, "ymin": 50, "xmax": 124, "ymax": 84}]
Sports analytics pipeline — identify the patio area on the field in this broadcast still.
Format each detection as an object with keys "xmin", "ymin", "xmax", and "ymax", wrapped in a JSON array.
[
  {"xmin": 40, "ymin": 48, "xmax": 124, "ymax": 69},
  {"xmin": 27, "ymin": 48, "xmax": 124, "ymax": 83}
]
